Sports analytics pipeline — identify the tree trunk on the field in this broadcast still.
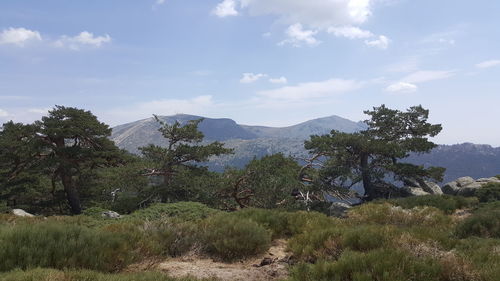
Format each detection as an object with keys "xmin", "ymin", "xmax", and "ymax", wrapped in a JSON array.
[
  {"xmin": 360, "ymin": 153, "xmax": 375, "ymax": 201},
  {"xmin": 61, "ymin": 173, "xmax": 82, "ymax": 215}
]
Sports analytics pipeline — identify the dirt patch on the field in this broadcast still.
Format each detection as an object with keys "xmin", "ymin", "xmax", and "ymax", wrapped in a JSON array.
[
  {"xmin": 156, "ymin": 239, "xmax": 290, "ymax": 281},
  {"xmin": 452, "ymin": 209, "xmax": 473, "ymax": 221}
]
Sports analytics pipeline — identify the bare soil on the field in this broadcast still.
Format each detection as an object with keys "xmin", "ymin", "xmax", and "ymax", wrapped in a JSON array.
[{"xmin": 155, "ymin": 239, "xmax": 291, "ymax": 281}]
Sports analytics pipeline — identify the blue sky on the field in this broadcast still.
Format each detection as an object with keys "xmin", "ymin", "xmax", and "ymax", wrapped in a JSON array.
[{"xmin": 0, "ymin": 0, "xmax": 499, "ymax": 145}]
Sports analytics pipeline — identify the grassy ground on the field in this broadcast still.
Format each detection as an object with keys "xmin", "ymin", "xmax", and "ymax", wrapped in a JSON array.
[{"xmin": 0, "ymin": 198, "xmax": 499, "ymax": 281}]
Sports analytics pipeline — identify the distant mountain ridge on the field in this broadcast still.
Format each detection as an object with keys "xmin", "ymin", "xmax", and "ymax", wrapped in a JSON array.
[{"xmin": 111, "ymin": 114, "xmax": 500, "ymax": 183}]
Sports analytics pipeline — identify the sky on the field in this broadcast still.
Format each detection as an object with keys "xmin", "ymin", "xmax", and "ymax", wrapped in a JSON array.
[{"xmin": 0, "ymin": 0, "xmax": 499, "ymax": 146}]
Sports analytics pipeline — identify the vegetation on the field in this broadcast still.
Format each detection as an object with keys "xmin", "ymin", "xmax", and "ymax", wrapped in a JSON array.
[
  {"xmin": 303, "ymin": 105, "xmax": 445, "ymax": 201},
  {"xmin": 201, "ymin": 214, "xmax": 272, "ymax": 261},
  {"xmin": 384, "ymin": 194, "xmax": 478, "ymax": 214},
  {"xmin": 0, "ymin": 105, "xmax": 498, "ymax": 280}
]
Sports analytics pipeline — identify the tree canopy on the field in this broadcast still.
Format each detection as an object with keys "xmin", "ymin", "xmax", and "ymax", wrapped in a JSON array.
[
  {"xmin": 304, "ymin": 105, "xmax": 445, "ymax": 201},
  {"xmin": 0, "ymin": 106, "xmax": 125, "ymax": 214}
]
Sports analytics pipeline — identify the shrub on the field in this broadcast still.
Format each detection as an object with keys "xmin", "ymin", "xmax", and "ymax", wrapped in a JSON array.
[
  {"xmin": 475, "ymin": 183, "xmax": 500, "ymax": 203},
  {"xmin": 0, "ymin": 223, "xmax": 134, "ymax": 272},
  {"xmin": 341, "ymin": 225, "xmax": 396, "ymax": 252},
  {"xmin": 128, "ymin": 202, "xmax": 219, "ymax": 222},
  {"xmin": 144, "ymin": 220, "xmax": 200, "ymax": 257},
  {"xmin": 285, "ymin": 211, "xmax": 339, "ymax": 235},
  {"xmin": 348, "ymin": 203, "xmax": 452, "ymax": 228},
  {"xmin": 455, "ymin": 210, "xmax": 500, "ymax": 238},
  {"xmin": 288, "ymin": 227, "xmax": 344, "ymax": 262},
  {"xmin": 384, "ymin": 195, "xmax": 478, "ymax": 214},
  {"xmin": 456, "ymin": 238, "xmax": 500, "ymax": 281},
  {"xmin": 0, "ymin": 268, "xmax": 220, "ymax": 281},
  {"xmin": 288, "ymin": 249, "xmax": 442, "ymax": 281},
  {"xmin": 230, "ymin": 208, "xmax": 291, "ymax": 238},
  {"xmin": 201, "ymin": 214, "xmax": 271, "ymax": 262}
]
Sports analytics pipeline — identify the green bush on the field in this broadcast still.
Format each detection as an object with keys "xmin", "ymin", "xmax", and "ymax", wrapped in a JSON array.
[
  {"xmin": 0, "ymin": 268, "xmax": 219, "ymax": 281},
  {"xmin": 342, "ymin": 225, "xmax": 396, "ymax": 252},
  {"xmin": 201, "ymin": 214, "xmax": 271, "ymax": 262},
  {"xmin": 0, "ymin": 223, "xmax": 134, "ymax": 272},
  {"xmin": 384, "ymin": 195, "xmax": 478, "ymax": 214},
  {"xmin": 348, "ymin": 203, "xmax": 452, "ymax": 228},
  {"xmin": 230, "ymin": 208, "xmax": 291, "ymax": 238},
  {"xmin": 128, "ymin": 202, "xmax": 219, "ymax": 222},
  {"xmin": 285, "ymin": 210, "xmax": 339, "ymax": 235},
  {"xmin": 82, "ymin": 207, "xmax": 109, "ymax": 218},
  {"xmin": 288, "ymin": 249, "xmax": 442, "ymax": 281},
  {"xmin": 475, "ymin": 183, "xmax": 500, "ymax": 203},
  {"xmin": 455, "ymin": 210, "xmax": 500, "ymax": 238},
  {"xmin": 145, "ymin": 220, "xmax": 200, "ymax": 257},
  {"xmin": 288, "ymin": 227, "xmax": 344, "ymax": 262}
]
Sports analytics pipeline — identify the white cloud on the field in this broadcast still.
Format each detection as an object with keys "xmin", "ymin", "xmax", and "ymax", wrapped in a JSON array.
[
  {"xmin": 365, "ymin": 35, "xmax": 389, "ymax": 49},
  {"xmin": 0, "ymin": 109, "xmax": 9, "ymax": 118},
  {"xmin": 0, "ymin": 27, "xmax": 42, "ymax": 46},
  {"xmin": 240, "ymin": 73, "xmax": 267, "ymax": 83},
  {"xmin": 237, "ymin": 0, "xmax": 372, "ymax": 27},
  {"xmin": 327, "ymin": 25, "xmax": 373, "ymax": 39},
  {"xmin": 402, "ymin": 70, "xmax": 456, "ymax": 84},
  {"xmin": 54, "ymin": 31, "xmax": 111, "ymax": 50},
  {"xmin": 385, "ymin": 82, "xmax": 417, "ymax": 93},
  {"xmin": 212, "ymin": 0, "xmax": 239, "ymax": 17},
  {"xmin": 258, "ymin": 78, "xmax": 361, "ymax": 101},
  {"xmin": 269, "ymin": 76, "xmax": 288, "ymax": 84},
  {"xmin": 279, "ymin": 23, "xmax": 319, "ymax": 47},
  {"xmin": 476, "ymin": 60, "xmax": 500, "ymax": 69}
]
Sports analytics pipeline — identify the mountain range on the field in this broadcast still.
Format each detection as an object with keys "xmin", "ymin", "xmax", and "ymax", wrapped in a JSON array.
[{"xmin": 111, "ymin": 114, "xmax": 500, "ymax": 183}]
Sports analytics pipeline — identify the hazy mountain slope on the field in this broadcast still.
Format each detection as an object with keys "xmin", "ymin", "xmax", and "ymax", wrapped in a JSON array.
[
  {"xmin": 241, "ymin": 115, "xmax": 367, "ymax": 139},
  {"xmin": 111, "ymin": 114, "xmax": 258, "ymax": 154},
  {"xmin": 406, "ymin": 143, "xmax": 500, "ymax": 183}
]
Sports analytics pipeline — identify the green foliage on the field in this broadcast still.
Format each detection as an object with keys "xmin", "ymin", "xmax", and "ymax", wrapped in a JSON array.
[
  {"xmin": 455, "ymin": 210, "xmax": 500, "ymax": 238},
  {"xmin": 219, "ymin": 154, "xmax": 302, "ymax": 209},
  {"xmin": 384, "ymin": 195, "xmax": 478, "ymax": 214},
  {"xmin": 348, "ymin": 203, "xmax": 452, "ymax": 227},
  {"xmin": 0, "ymin": 106, "xmax": 126, "ymax": 215},
  {"xmin": 288, "ymin": 249, "xmax": 442, "ymax": 281},
  {"xmin": 304, "ymin": 105, "xmax": 444, "ymax": 201},
  {"xmin": 201, "ymin": 214, "xmax": 271, "ymax": 262},
  {"xmin": 128, "ymin": 202, "xmax": 219, "ymax": 222},
  {"xmin": 475, "ymin": 182, "xmax": 500, "ymax": 203},
  {"xmin": 139, "ymin": 117, "xmax": 232, "ymax": 204},
  {"xmin": 341, "ymin": 225, "xmax": 395, "ymax": 252},
  {"xmin": 0, "ymin": 268, "xmax": 219, "ymax": 281},
  {"xmin": 229, "ymin": 208, "xmax": 291, "ymax": 238},
  {"xmin": 0, "ymin": 223, "xmax": 133, "ymax": 272},
  {"xmin": 456, "ymin": 238, "xmax": 500, "ymax": 281},
  {"xmin": 288, "ymin": 227, "xmax": 344, "ymax": 262}
]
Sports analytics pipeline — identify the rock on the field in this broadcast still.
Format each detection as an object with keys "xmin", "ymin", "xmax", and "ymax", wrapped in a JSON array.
[
  {"xmin": 421, "ymin": 181, "xmax": 443, "ymax": 195},
  {"xmin": 457, "ymin": 182, "xmax": 484, "ymax": 196},
  {"xmin": 11, "ymin": 209, "xmax": 34, "ymax": 217},
  {"xmin": 404, "ymin": 187, "xmax": 430, "ymax": 196},
  {"xmin": 442, "ymin": 181, "xmax": 460, "ymax": 195},
  {"xmin": 456, "ymin": 177, "xmax": 475, "ymax": 187},
  {"xmin": 101, "ymin": 211, "xmax": 121, "ymax": 219},
  {"xmin": 476, "ymin": 177, "xmax": 500, "ymax": 183},
  {"xmin": 328, "ymin": 202, "xmax": 352, "ymax": 218},
  {"xmin": 254, "ymin": 257, "xmax": 274, "ymax": 267}
]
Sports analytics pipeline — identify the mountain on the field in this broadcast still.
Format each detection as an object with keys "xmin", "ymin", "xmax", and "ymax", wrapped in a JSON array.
[{"xmin": 111, "ymin": 114, "xmax": 500, "ymax": 183}]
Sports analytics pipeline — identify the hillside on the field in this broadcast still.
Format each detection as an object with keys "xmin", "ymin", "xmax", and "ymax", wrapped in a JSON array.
[{"xmin": 111, "ymin": 114, "xmax": 500, "ymax": 182}]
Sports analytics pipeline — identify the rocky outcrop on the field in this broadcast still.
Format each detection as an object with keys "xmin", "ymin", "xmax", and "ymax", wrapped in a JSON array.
[
  {"xmin": 442, "ymin": 176, "xmax": 500, "ymax": 196},
  {"xmin": 11, "ymin": 209, "xmax": 35, "ymax": 217},
  {"xmin": 403, "ymin": 179, "xmax": 443, "ymax": 196},
  {"xmin": 101, "ymin": 211, "xmax": 121, "ymax": 219}
]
